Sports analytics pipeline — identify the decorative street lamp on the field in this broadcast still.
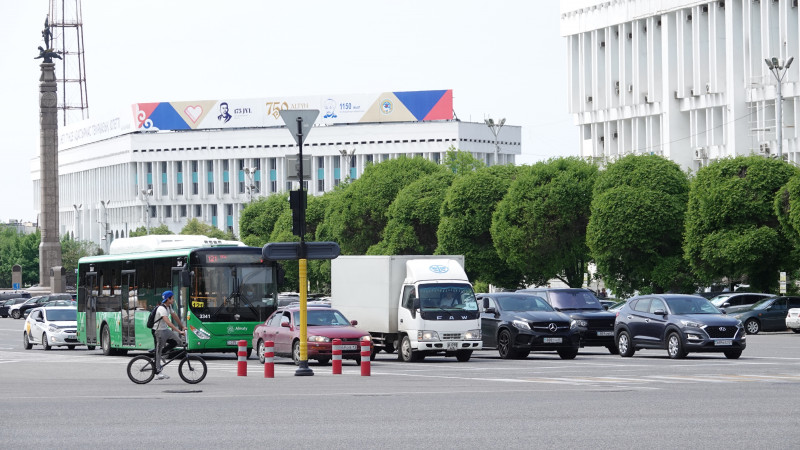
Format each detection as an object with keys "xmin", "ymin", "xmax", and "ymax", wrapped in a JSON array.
[
  {"xmin": 244, "ymin": 167, "xmax": 257, "ymax": 203},
  {"xmin": 485, "ymin": 117, "xmax": 506, "ymax": 165},
  {"xmin": 141, "ymin": 188, "xmax": 153, "ymax": 234},
  {"xmin": 765, "ymin": 56, "xmax": 794, "ymax": 160}
]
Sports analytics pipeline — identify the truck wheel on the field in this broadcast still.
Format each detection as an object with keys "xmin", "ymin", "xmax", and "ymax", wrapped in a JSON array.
[
  {"xmin": 455, "ymin": 350, "xmax": 472, "ymax": 362},
  {"xmin": 399, "ymin": 335, "xmax": 420, "ymax": 362}
]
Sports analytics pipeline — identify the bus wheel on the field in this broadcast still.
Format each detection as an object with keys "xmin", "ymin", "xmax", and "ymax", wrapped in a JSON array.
[{"xmin": 101, "ymin": 325, "xmax": 113, "ymax": 356}]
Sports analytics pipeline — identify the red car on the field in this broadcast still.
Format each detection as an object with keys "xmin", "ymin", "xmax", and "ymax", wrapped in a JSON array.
[{"xmin": 253, "ymin": 306, "xmax": 371, "ymax": 365}]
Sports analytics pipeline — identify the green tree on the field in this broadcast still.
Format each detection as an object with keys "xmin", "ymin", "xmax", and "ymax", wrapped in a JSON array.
[
  {"xmin": 587, "ymin": 155, "xmax": 691, "ymax": 296},
  {"xmin": 129, "ymin": 224, "xmax": 173, "ymax": 237},
  {"xmin": 685, "ymin": 156, "xmax": 799, "ymax": 292},
  {"xmin": 0, "ymin": 228, "xmax": 41, "ymax": 287},
  {"xmin": 180, "ymin": 218, "xmax": 234, "ymax": 240},
  {"xmin": 442, "ymin": 146, "xmax": 485, "ymax": 174},
  {"xmin": 370, "ymin": 171, "xmax": 455, "ymax": 255},
  {"xmin": 437, "ymin": 164, "xmax": 524, "ymax": 288},
  {"xmin": 239, "ymin": 194, "xmax": 289, "ymax": 247},
  {"xmin": 61, "ymin": 235, "xmax": 100, "ymax": 276},
  {"xmin": 492, "ymin": 158, "xmax": 597, "ymax": 288},
  {"xmin": 324, "ymin": 156, "xmax": 442, "ymax": 254}
]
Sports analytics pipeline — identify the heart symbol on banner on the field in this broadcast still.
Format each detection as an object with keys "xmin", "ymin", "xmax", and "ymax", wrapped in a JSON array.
[{"xmin": 185, "ymin": 105, "xmax": 203, "ymax": 123}]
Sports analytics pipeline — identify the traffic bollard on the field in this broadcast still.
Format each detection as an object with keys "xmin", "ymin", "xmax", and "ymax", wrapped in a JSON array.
[
  {"xmin": 237, "ymin": 340, "xmax": 247, "ymax": 376},
  {"xmin": 264, "ymin": 340, "xmax": 274, "ymax": 378},
  {"xmin": 360, "ymin": 339, "xmax": 370, "ymax": 376},
  {"xmin": 332, "ymin": 339, "xmax": 342, "ymax": 375}
]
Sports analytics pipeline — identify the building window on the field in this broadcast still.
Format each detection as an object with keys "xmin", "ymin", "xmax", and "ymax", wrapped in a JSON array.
[
  {"xmin": 432, "ymin": 153, "xmax": 440, "ymax": 164},
  {"xmin": 146, "ymin": 162, "xmax": 153, "ymax": 190},
  {"xmin": 194, "ymin": 204, "xmax": 202, "ymax": 218},
  {"xmin": 192, "ymin": 161, "xmax": 198, "ymax": 195},
  {"xmin": 211, "ymin": 204, "xmax": 218, "ymax": 227},
  {"xmin": 161, "ymin": 162, "xmax": 168, "ymax": 195},
  {"xmin": 238, "ymin": 159, "xmax": 245, "ymax": 193},
  {"xmin": 286, "ymin": 181, "xmax": 293, "ymax": 192},
  {"xmin": 150, "ymin": 205, "xmax": 156, "ymax": 218},
  {"xmin": 164, "ymin": 205, "xmax": 172, "ymax": 218},
  {"xmin": 253, "ymin": 158, "xmax": 261, "ymax": 193},
  {"xmin": 366, "ymin": 154, "xmax": 373, "ymax": 164},
  {"xmin": 180, "ymin": 205, "xmax": 187, "ymax": 217},
  {"xmin": 207, "ymin": 161, "xmax": 214, "ymax": 195},
  {"xmin": 176, "ymin": 161, "xmax": 184, "ymax": 195},
  {"xmin": 271, "ymin": 181, "xmax": 277, "ymax": 193},
  {"xmin": 223, "ymin": 160, "xmax": 230, "ymax": 194},
  {"xmin": 318, "ymin": 179, "xmax": 324, "ymax": 191}
]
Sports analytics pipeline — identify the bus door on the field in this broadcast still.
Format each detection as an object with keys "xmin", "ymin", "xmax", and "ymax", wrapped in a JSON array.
[
  {"xmin": 121, "ymin": 270, "xmax": 136, "ymax": 346},
  {"xmin": 85, "ymin": 272, "xmax": 98, "ymax": 344},
  {"xmin": 171, "ymin": 267, "xmax": 184, "ymax": 322}
]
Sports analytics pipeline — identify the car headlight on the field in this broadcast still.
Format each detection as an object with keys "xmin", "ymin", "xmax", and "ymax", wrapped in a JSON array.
[
  {"xmin": 359, "ymin": 335, "xmax": 372, "ymax": 342},
  {"xmin": 190, "ymin": 326, "xmax": 211, "ymax": 340},
  {"xmin": 463, "ymin": 329, "xmax": 481, "ymax": 340},
  {"xmin": 48, "ymin": 325, "xmax": 59, "ymax": 333},
  {"xmin": 571, "ymin": 319, "xmax": 588, "ymax": 328},
  {"xmin": 512, "ymin": 320, "xmax": 531, "ymax": 331},
  {"xmin": 680, "ymin": 319, "xmax": 705, "ymax": 328},
  {"xmin": 307, "ymin": 335, "xmax": 330, "ymax": 343},
  {"xmin": 418, "ymin": 330, "xmax": 440, "ymax": 341}
]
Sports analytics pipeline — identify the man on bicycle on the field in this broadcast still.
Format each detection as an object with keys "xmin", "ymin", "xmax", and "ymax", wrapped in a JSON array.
[{"xmin": 154, "ymin": 290, "xmax": 186, "ymax": 380}]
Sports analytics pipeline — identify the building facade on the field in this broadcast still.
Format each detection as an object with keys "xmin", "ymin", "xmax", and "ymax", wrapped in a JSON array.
[
  {"xmin": 561, "ymin": 0, "xmax": 799, "ymax": 171},
  {"xmin": 30, "ymin": 90, "xmax": 521, "ymax": 250}
]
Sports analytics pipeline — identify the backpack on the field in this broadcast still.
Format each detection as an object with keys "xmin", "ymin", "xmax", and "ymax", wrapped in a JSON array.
[{"xmin": 146, "ymin": 304, "xmax": 164, "ymax": 329}]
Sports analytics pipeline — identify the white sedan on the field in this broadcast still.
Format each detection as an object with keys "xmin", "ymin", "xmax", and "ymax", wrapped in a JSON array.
[
  {"xmin": 23, "ymin": 306, "xmax": 80, "ymax": 350},
  {"xmin": 787, "ymin": 308, "xmax": 800, "ymax": 334}
]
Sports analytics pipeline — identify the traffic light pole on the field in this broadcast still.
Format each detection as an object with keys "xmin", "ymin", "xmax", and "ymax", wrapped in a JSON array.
[{"xmin": 294, "ymin": 116, "xmax": 312, "ymax": 376}]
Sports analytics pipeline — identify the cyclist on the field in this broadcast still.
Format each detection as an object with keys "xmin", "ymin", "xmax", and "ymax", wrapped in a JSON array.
[{"xmin": 154, "ymin": 290, "xmax": 186, "ymax": 380}]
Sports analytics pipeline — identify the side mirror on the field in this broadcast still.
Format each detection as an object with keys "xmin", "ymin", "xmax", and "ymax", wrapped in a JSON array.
[
  {"xmin": 350, "ymin": 320, "xmax": 358, "ymax": 326},
  {"xmin": 281, "ymin": 321, "xmax": 290, "ymax": 328},
  {"xmin": 482, "ymin": 298, "xmax": 490, "ymax": 309},
  {"xmin": 485, "ymin": 307, "xmax": 498, "ymax": 315},
  {"xmin": 603, "ymin": 304, "xmax": 609, "ymax": 310},
  {"xmin": 653, "ymin": 309, "xmax": 667, "ymax": 316},
  {"xmin": 721, "ymin": 302, "xmax": 730, "ymax": 308},
  {"xmin": 180, "ymin": 270, "xmax": 193, "ymax": 287},
  {"xmin": 37, "ymin": 317, "xmax": 45, "ymax": 323},
  {"xmin": 412, "ymin": 297, "xmax": 420, "ymax": 310}
]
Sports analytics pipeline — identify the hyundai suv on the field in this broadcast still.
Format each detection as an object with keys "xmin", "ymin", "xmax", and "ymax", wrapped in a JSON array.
[
  {"xmin": 517, "ymin": 288, "xmax": 617, "ymax": 354},
  {"xmin": 614, "ymin": 294, "xmax": 746, "ymax": 359}
]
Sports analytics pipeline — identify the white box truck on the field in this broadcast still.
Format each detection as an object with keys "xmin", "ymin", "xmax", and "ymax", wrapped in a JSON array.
[{"xmin": 331, "ymin": 255, "xmax": 482, "ymax": 362}]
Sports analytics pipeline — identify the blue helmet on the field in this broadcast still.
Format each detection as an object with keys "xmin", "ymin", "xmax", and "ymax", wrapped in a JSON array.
[{"xmin": 161, "ymin": 290, "xmax": 174, "ymax": 303}]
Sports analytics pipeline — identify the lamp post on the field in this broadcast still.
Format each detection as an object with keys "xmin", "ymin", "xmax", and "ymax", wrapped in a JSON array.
[
  {"xmin": 99, "ymin": 200, "xmax": 112, "ymax": 253},
  {"xmin": 485, "ymin": 117, "xmax": 506, "ymax": 165},
  {"xmin": 339, "ymin": 149, "xmax": 356, "ymax": 181},
  {"xmin": 244, "ymin": 167, "xmax": 257, "ymax": 203},
  {"xmin": 765, "ymin": 56, "xmax": 794, "ymax": 160},
  {"xmin": 141, "ymin": 188, "xmax": 152, "ymax": 234}
]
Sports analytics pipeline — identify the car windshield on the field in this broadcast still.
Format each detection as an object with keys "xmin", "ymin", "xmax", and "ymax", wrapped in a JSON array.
[
  {"xmin": 496, "ymin": 295, "xmax": 553, "ymax": 312},
  {"xmin": 665, "ymin": 296, "xmax": 720, "ymax": 314},
  {"xmin": 292, "ymin": 309, "xmax": 351, "ymax": 326},
  {"xmin": 751, "ymin": 298, "xmax": 777, "ymax": 310},
  {"xmin": 419, "ymin": 284, "xmax": 479, "ymax": 311},
  {"xmin": 709, "ymin": 294, "xmax": 736, "ymax": 307},
  {"xmin": 547, "ymin": 290, "xmax": 604, "ymax": 310},
  {"xmin": 45, "ymin": 309, "xmax": 77, "ymax": 321}
]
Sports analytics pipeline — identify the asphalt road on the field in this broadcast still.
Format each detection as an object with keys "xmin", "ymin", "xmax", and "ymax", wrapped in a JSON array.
[{"xmin": 1, "ymin": 319, "xmax": 798, "ymax": 449}]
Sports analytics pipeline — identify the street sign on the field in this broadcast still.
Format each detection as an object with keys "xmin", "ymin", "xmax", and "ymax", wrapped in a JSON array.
[
  {"xmin": 262, "ymin": 241, "xmax": 341, "ymax": 261},
  {"xmin": 12, "ymin": 283, "xmax": 20, "ymax": 290},
  {"xmin": 286, "ymin": 154, "xmax": 312, "ymax": 181},
  {"xmin": 279, "ymin": 110, "xmax": 319, "ymax": 146}
]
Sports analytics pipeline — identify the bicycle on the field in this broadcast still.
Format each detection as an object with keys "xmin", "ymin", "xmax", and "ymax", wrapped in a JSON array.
[{"xmin": 126, "ymin": 346, "xmax": 207, "ymax": 384}]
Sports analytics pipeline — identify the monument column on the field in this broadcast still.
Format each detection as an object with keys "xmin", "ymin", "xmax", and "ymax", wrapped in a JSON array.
[{"xmin": 39, "ymin": 61, "xmax": 62, "ymax": 287}]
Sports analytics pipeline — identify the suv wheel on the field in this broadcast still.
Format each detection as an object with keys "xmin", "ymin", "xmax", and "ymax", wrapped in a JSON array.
[
  {"xmin": 11, "ymin": 309, "xmax": 21, "ymax": 319},
  {"xmin": 617, "ymin": 331, "xmax": 635, "ymax": 357},
  {"xmin": 497, "ymin": 330, "xmax": 517, "ymax": 359},
  {"xmin": 667, "ymin": 332, "xmax": 686, "ymax": 359}
]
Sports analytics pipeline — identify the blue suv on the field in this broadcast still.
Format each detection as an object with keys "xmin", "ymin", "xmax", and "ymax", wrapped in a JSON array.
[{"xmin": 614, "ymin": 294, "xmax": 746, "ymax": 359}]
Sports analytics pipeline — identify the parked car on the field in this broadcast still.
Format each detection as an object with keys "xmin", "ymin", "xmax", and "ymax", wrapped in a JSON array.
[
  {"xmin": 9, "ymin": 294, "xmax": 73, "ymax": 319},
  {"xmin": 517, "ymin": 288, "xmax": 618, "ymax": 354},
  {"xmin": 42, "ymin": 299, "xmax": 77, "ymax": 308},
  {"xmin": 730, "ymin": 296, "xmax": 800, "ymax": 334},
  {"xmin": 614, "ymin": 294, "xmax": 746, "ymax": 359},
  {"xmin": 252, "ymin": 306, "xmax": 372, "ymax": 366},
  {"xmin": 478, "ymin": 292, "xmax": 579, "ymax": 359},
  {"xmin": 0, "ymin": 291, "xmax": 31, "ymax": 302},
  {"xmin": 786, "ymin": 308, "xmax": 800, "ymax": 333},
  {"xmin": 607, "ymin": 299, "xmax": 628, "ymax": 313},
  {"xmin": 1, "ymin": 298, "xmax": 30, "ymax": 318},
  {"xmin": 23, "ymin": 306, "xmax": 80, "ymax": 350},
  {"xmin": 708, "ymin": 292, "xmax": 773, "ymax": 313}
]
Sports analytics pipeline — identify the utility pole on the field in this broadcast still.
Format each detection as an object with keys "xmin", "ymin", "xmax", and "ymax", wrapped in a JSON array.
[{"xmin": 765, "ymin": 56, "xmax": 794, "ymax": 160}]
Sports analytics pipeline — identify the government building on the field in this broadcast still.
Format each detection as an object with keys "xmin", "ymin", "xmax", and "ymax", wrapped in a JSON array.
[
  {"xmin": 561, "ymin": 0, "xmax": 799, "ymax": 170},
  {"xmin": 30, "ymin": 90, "xmax": 521, "ymax": 251}
]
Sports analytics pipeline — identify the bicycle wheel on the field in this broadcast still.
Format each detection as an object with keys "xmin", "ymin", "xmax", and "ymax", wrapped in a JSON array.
[
  {"xmin": 127, "ymin": 355, "xmax": 156, "ymax": 384},
  {"xmin": 179, "ymin": 355, "xmax": 207, "ymax": 384}
]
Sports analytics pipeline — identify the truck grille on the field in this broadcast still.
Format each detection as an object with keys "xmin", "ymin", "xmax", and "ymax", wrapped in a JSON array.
[
  {"xmin": 587, "ymin": 318, "xmax": 615, "ymax": 331},
  {"xmin": 704, "ymin": 326, "xmax": 738, "ymax": 339},
  {"xmin": 442, "ymin": 333, "xmax": 462, "ymax": 340}
]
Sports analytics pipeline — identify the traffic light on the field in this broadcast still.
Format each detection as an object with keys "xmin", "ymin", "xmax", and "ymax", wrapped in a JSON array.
[{"xmin": 289, "ymin": 189, "xmax": 306, "ymax": 237}]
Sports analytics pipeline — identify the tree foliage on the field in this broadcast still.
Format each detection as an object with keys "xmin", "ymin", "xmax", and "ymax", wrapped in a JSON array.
[
  {"xmin": 492, "ymin": 158, "xmax": 596, "ymax": 288},
  {"xmin": 239, "ymin": 194, "xmax": 289, "ymax": 247},
  {"xmin": 684, "ymin": 156, "xmax": 799, "ymax": 292},
  {"xmin": 180, "ymin": 218, "xmax": 234, "ymax": 240},
  {"xmin": 129, "ymin": 224, "xmax": 173, "ymax": 237},
  {"xmin": 323, "ymin": 156, "xmax": 442, "ymax": 254},
  {"xmin": 587, "ymin": 155, "xmax": 691, "ymax": 296},
  {"xmin": 442, "ymin": 146, "xmax": 485, "ymax": 175},
  {"xmin": 0, "ymin": 228, "xmax": 40, "ymax": 287},
  {"xmin": 61, "ymin": 235, "xmax": 100, "ymax": 276},
  {"xmin": 437, "ymin": 164, "xmax": 524, "ymax": 288},
  {"xmin": 370, "ymin": 171, "xmax": 455, "ymax": 255}
]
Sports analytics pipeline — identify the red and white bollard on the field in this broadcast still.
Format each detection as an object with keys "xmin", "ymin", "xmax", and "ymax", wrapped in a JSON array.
[
  {"xmin": 332, "ymin": 339, "xmax": 342, "ymax": 375},
  {"xmin": 263, "ymin": 340, "xmax": 274, "ymax": 378},
  {"xmin": 360, "ymin": 339, "xmax": 371, "ymax": 376},
  {"xmin": 237, "ymin": 340, "xmax": 248, "ymax": 376}
]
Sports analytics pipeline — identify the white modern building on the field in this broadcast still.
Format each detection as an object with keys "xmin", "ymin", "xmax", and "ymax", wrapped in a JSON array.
[
  {"xmin": 561, "ymin": 0, "xmax": 800, "ymax": 171},
  {"xmin": 30, "ymin": 90, "xmax": 521, "ymax": 251}
]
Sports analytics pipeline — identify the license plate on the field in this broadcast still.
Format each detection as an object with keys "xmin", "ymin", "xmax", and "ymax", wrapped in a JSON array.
[
  {"xmin": 66, "ymin": 334, "xmax": 76, "ymax": 340},
  {"xmin": 341, "ymin": 345, "xmax": 358, "ymax": 350},
  {"xmin": 715, "ymin": 340, "xmax": 732, "ymax": 346},
  {"xmin": 447, "ymin": 342, "xmax": 458, "ymax": 350},
  {"xmin": 597, "ymin": 331, "xmax": 614, "ymax": 336},
  {"xmin": 543, "ymin": 337, "xmax": 562, "ymax": 343},
  {"xmin": 226, "ymin": 340, "xmax": 240, "ymax": 346}
]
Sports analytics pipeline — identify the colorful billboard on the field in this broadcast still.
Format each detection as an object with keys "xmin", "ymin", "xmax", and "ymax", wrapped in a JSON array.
[{"xmin": 132, "ymin": 90, "xmax": 453, "ymax": 131}]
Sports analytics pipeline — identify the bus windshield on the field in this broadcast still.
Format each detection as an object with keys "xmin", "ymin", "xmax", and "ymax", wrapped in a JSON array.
[{"xmin": 191, "ymin": 264, "xmax": 276, "ymax": 322}]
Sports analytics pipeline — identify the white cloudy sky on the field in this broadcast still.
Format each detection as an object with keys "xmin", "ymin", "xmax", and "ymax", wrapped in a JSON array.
[{"xmin": 0, "ymin": 0, "xmax": 578, "ymax": 222}]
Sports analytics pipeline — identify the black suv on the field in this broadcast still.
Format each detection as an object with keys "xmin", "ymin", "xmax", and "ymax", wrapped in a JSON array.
[
  {"xmin": 614, "ymin": 294, "xmax": 746, "ymax": 359},
  {"xmin": 478, "ymin": 293, "xmax": 580, "ymax": 359},
  {"xmin": 12, "ymin": 294, "xmax": 73, "ymax": 319},
  {"xmin": 517, "ymin": 288, "xmax": 617, "ymax": 354}
]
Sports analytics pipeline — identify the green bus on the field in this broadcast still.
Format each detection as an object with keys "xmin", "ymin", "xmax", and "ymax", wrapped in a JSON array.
[{"xmin": 77, "ymin": 236, "xmax": 282, "ymax": 356}]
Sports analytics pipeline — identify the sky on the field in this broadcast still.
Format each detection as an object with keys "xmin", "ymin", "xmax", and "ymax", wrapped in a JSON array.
[{"xmin": 0, "ymin": 0, "xmax": 578, "ymax": 223}]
